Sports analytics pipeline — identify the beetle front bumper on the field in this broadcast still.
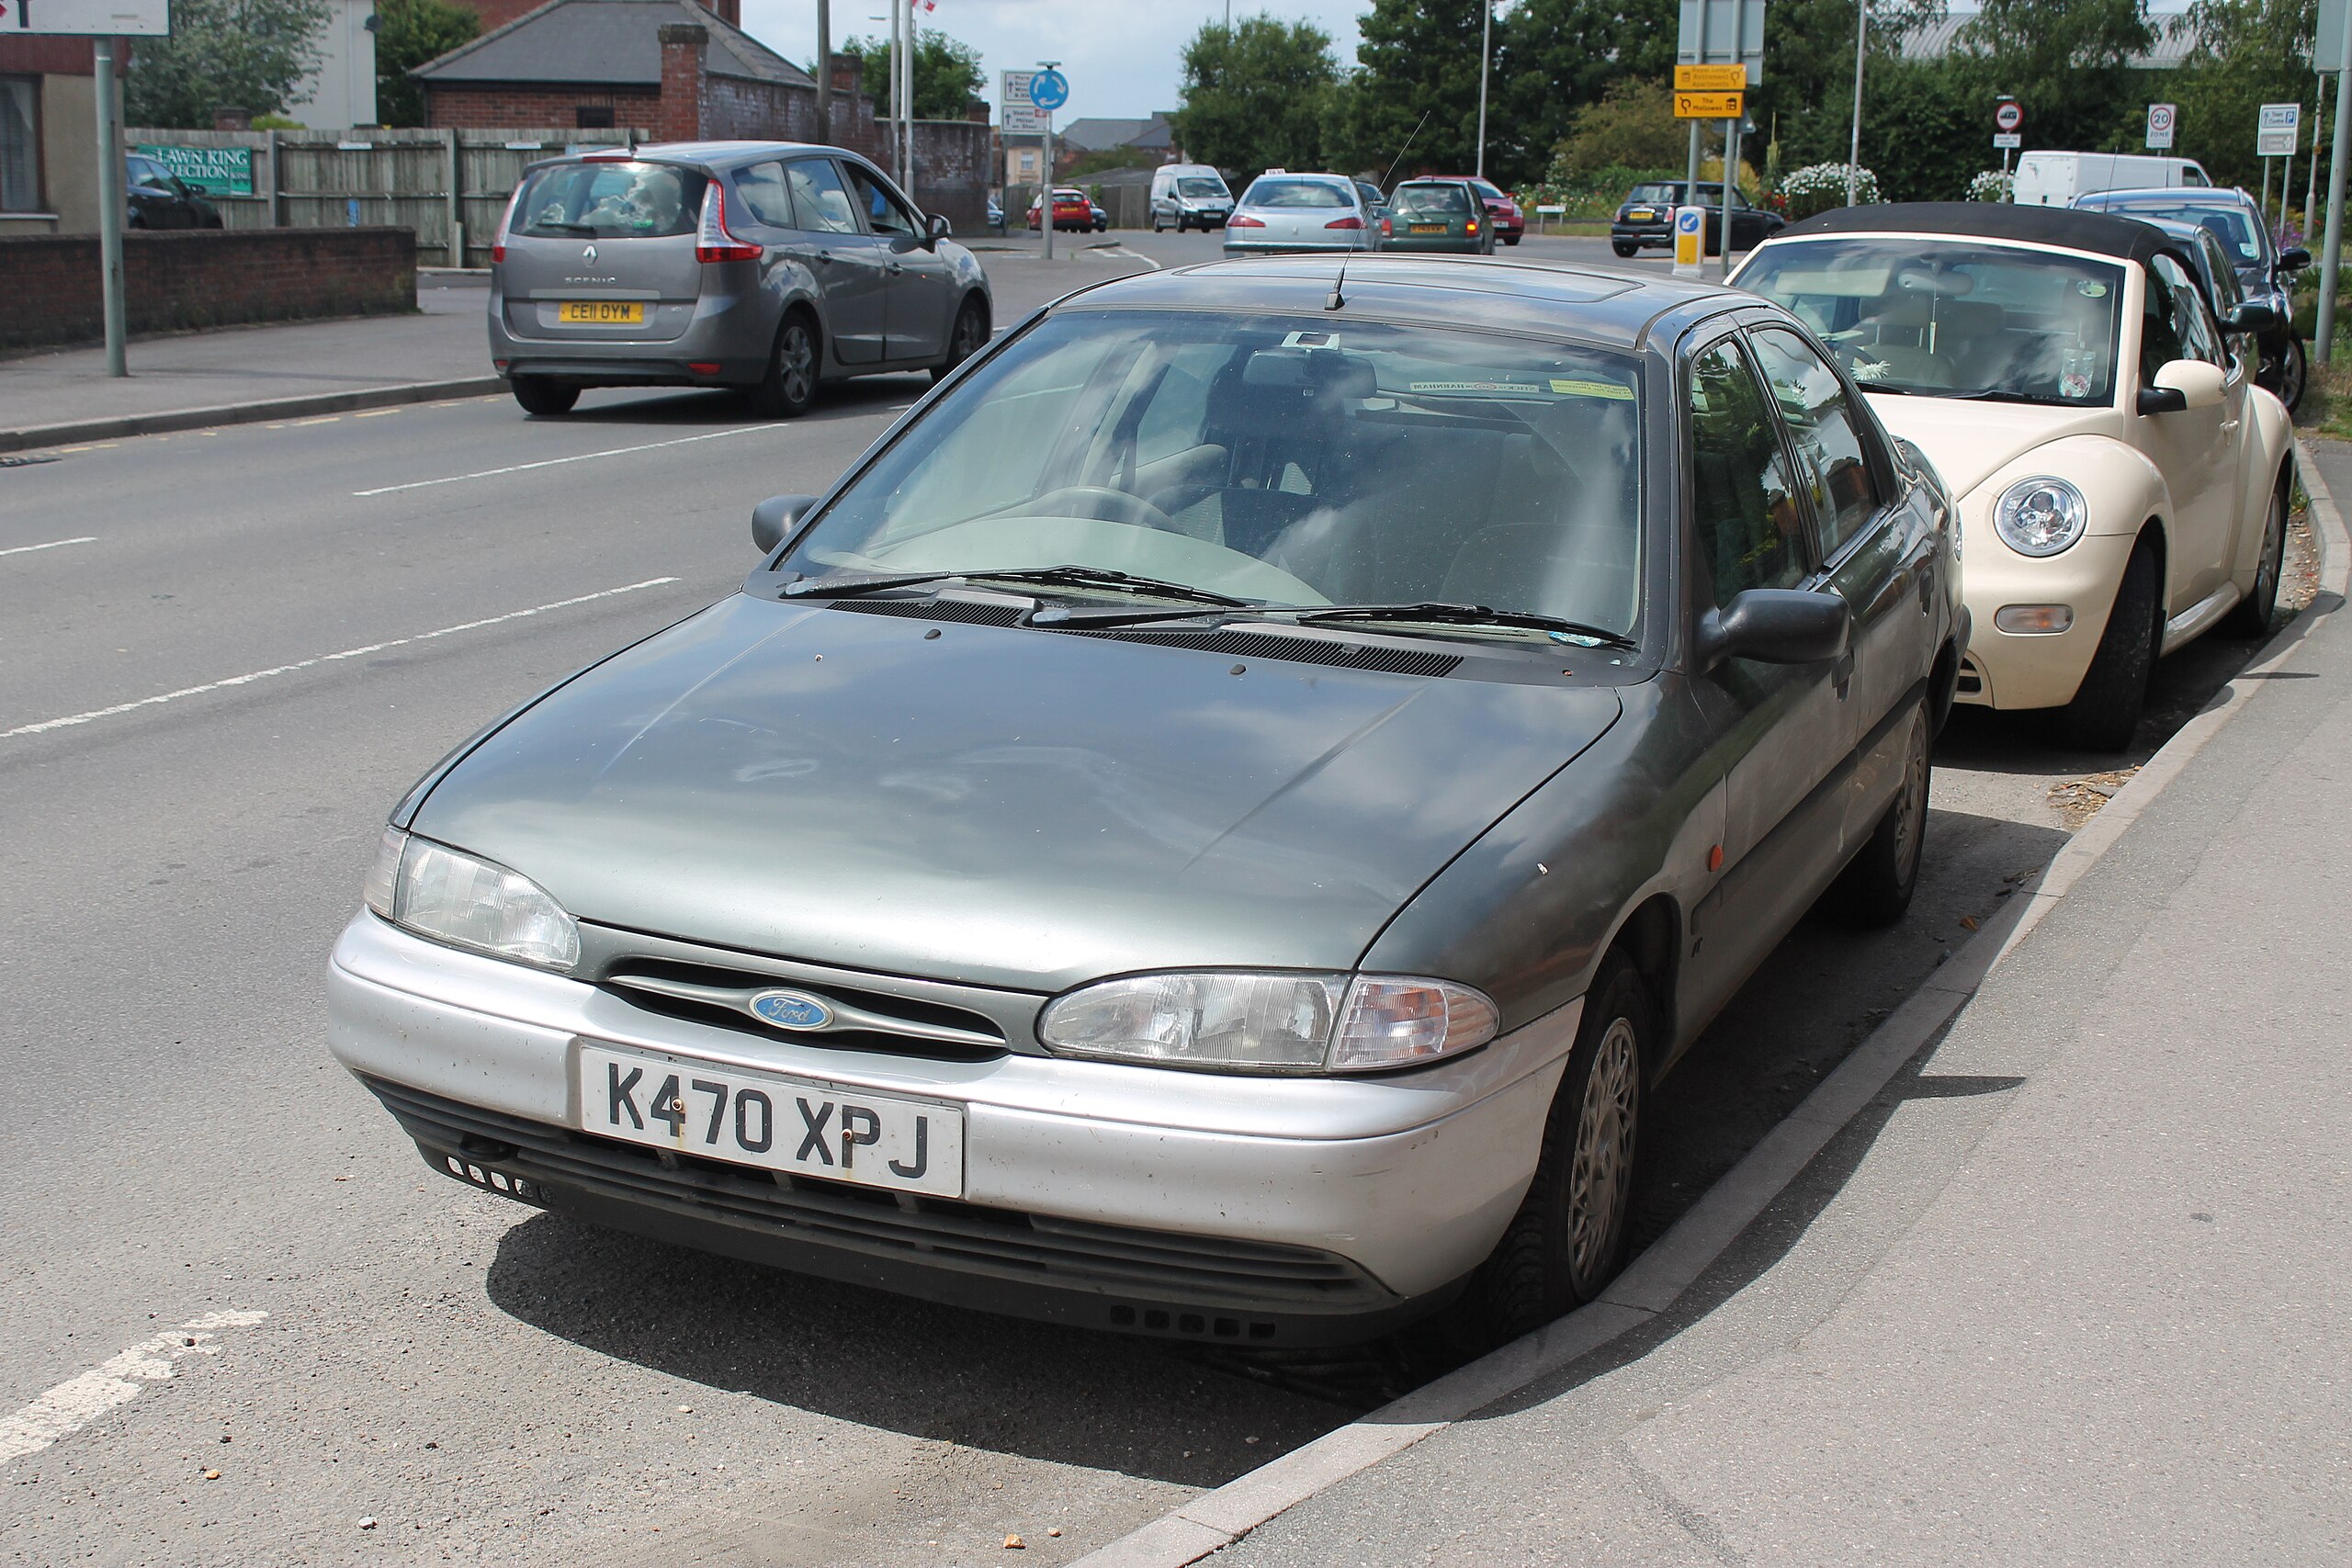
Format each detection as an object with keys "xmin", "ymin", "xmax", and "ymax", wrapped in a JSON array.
[
  {"xmin": 325, "ymin": 914, "xmax": 1576, "ymax": 1343},
  {"xmin": 1955, "ymin": 531, "xmax": 2143, "ymax": 711}
]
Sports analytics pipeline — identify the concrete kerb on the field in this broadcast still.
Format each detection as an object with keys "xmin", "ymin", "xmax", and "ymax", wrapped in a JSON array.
[
  {"xmin": 0, "ymin": 378, "xmax": 507, "ymax": 457},
  {"xmin": 1074, "ymin": 438, "xmax": 2351, "ymax": 1568}
]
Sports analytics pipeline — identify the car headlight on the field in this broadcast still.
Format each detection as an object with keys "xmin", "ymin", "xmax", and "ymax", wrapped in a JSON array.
[
  {"xmin": 1992, "ymin": 476, "xmax": 2088, "ymax": 557},
  {"xmin": 1038, "ymin": 970, "xmax": 1499, "ymax": 1075},
  {"xmin": 363, "ymin": 827, "xmax": 581, "ymax": 970}
]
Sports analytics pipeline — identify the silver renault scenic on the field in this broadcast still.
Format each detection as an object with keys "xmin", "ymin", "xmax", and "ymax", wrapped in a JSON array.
[{"xmin": 489, "ymin": 141, "xmax": 992, "ymax": 418}]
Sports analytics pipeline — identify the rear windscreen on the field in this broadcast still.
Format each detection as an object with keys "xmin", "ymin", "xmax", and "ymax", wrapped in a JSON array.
[
  {"xmin": 514, "ymin": 162, "xmax": 707, "ymax": 240},
  {"xmin": 1628, "ymin": 184, "xmax": 1679, "ymax": 204},
  {"xmin": 1243, "ymin": 178, "xmax": 1350, "ymax": 209},
  {"xmin": 1395, "ymin": 184, "xmax": 1472, "ymax": 217}
]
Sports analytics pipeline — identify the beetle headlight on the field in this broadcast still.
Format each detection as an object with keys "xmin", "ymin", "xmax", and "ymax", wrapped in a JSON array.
[
  {"xmin": 1992, "ymin": 476, "xmax": 2088, "ymax": 557},
  {"xmin": 364, "ymin": 827, "xmax": 580, "ymax": 971},
  {"xmin": 1038, "ymin": 970, "xmax": 1499, "ymax": 1075}
]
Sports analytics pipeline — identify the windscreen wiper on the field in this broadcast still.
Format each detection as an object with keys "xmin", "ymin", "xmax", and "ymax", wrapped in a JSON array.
[
  {"xmin": 783, "ymin": 565, "xmax": 1256, "ymax": 608},
  {"xmin": 1281, "ymin": 602, "xmax": 1637, "ymax": 649},
  {"xmin": 1850, "ymin": 379, "xmax": 1912, "ymax": 395}
]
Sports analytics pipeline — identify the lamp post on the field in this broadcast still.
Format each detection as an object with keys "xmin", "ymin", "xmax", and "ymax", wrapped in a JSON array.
[
  {"xmin": 1476, "ymin": 0, "xmax": 1492, "ymax": 179},
  {"xmin": 1846, "ymin": 0, "xmax": 1866, "ymax": 206}
]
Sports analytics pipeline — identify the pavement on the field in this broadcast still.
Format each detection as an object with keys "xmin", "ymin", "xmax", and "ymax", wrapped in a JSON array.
[{"xmin": 1102, "ymin": 449, "xmax": 2352, "ymax": 1564}]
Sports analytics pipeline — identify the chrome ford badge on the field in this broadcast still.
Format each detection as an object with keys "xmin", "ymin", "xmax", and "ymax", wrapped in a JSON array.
[{"xmin": 749, "ymin": 989, "xmax": 833, "ymax": 1032}]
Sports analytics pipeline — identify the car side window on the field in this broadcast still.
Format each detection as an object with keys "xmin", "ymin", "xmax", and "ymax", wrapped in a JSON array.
[
  {"xmin": 1689, "ymin": 339, "xmax": 1810, "ymax": 606},
  {"xmin": 2155, "ymin": 253, "xmax": 2225, "ymax": 368},
  {"xmin": 1747, "ymin": 328, "xmax": 1879, "ymax": 559},
  {"xmin": 783, "ymin": 158, "xmax": 860, "ymax": 235},
  {"xmin": 128, "ymin": 157, "xmax": 173, "ymax": 193},
  {"xmin": 2198, "ymin": 233, "xmax": 2244, "ymax": 316},
  {"xmin": 732, "ymin": 161, "xmax": 797, "ymax": 228},
  {"xmin": 2139, "ymin": 263, "xmax": 2187, "ymax": 382},
  {"xmin": 843, "ymin": 164, "xmax": 919, "ymax": 239}
]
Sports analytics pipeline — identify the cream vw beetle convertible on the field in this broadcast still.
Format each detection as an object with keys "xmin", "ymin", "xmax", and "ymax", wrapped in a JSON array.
[{"xmin": 1735, "ymin": 204, "xmax": 2293, "ymax": 749}]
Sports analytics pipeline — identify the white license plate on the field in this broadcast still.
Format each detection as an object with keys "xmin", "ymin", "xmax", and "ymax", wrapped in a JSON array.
[{"xmin": 577, "ymin": 1043, "xmax": 964, "ymax": 1198}]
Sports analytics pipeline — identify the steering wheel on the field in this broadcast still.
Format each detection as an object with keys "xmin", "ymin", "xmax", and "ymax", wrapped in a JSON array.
[{"xmin": 1023, "ymin": 485, "xmax": 1177, "ymax": 533}]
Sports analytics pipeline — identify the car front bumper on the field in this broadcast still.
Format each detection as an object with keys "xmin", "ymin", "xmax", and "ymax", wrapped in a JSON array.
[
  {"xmin": 325, "ymin": 914, "xmax": 1576, "ymax": 1342},
  {"xmin": 1954, "ymin": 530, "xmax": 2143, "ymax": 711}
]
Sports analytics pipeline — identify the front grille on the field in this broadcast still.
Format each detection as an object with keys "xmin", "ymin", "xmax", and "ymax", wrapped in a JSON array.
[
  {"xmin": 366, "ymin": 1077, "xmax": 1386, "ymax": 1325},
  {"xmin": 600, "ymin": 958, "xmax": 1009, "ymax": 1062}
]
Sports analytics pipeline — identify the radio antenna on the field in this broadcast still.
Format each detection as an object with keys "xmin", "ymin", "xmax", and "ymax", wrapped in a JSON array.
[{"xmin": 1335, "ymin": 110, "xmax": 1433, "ymax": 311}]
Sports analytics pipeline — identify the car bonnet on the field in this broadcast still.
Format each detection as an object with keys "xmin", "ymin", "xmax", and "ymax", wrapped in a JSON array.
[
  {"xmin": 1862, "ymin": 395, "xmax": 2124, "ymax": 500},
  {"xmin": 406, "ymin": 593, "xmax": 1624, "ymax": 994}
]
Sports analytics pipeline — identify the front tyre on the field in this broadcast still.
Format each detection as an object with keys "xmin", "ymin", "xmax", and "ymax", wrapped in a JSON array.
[
  {"xmin": 749, "ymin": 312, "xmax": 819, "ymax": 419},
  {"xmin": 1828, "ymin": 702, "xmax": 1929, "ymax": 927},
  {"xmin": 932, "ymin": 297, "xmax": 989, "ymax": 385},
  {"xmin": 509, "ymin": 375, "xmax": 579, "ymax": 416},
  {"xmin": 2272, "ymin": 333, "xmax": 2308, "ymax": 413},
  {"xmin": 2222, "ymin": 471, "xmax": 2290, "ymax": 639},
  {"xmin": 2056, "ymin": 541, "xmax": 2160, "ymax": 752},
  {"xmin": 1458, "ymin": 953, "xmax": 1649, "ymax": 1341}
]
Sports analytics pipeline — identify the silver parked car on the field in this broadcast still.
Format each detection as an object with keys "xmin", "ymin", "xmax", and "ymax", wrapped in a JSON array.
[
  {"xmin": 1223, "ymin": 171, "xmax": 1381, "ymax": 256},
  {"xmin": 489, "ymin": 141, "xmax": 992, "ymax": 418},
  {"xmin": 331, "ymin": 257, "xmax": 1963, "ymax": 1348}
]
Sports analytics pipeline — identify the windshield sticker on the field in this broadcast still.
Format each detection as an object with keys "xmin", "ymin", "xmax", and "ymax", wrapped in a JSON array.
[
  {"xmin": 1409, "ymin": 379, "xmax": 1554, "ymax": 396},
  {"xmin": 2076, "ymin": 281, "xmax": 2109, "ymax": 298},
  {"xmin": 1282, "ymin": 330, "xmax": 1340, "ymax": 349},
  {"xmin": 1549, "ymin": 378, "xmax": 1634, "ymax": 400}
]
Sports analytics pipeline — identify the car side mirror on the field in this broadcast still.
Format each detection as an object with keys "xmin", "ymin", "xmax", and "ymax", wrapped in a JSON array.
[
  {"xmin": 925, "ymin": 212, "xmax": 951, "ymax": 245},
  {"xmin": 1696, "ymin": 589, "xmax": 1851, "ymax": 671},
  {"xmin": 2278, "ymin": 246, "xmax": 2312, "ymax": 272},
  {"xmin": 2137, "ymin": 358, "xmax": 2225, "ymax": 415},
  {"xmin": 2222, "ymin": 300, "xmax": 2281, "ymax": 333},
  {"xmin": 752, "ymin": 493, "xmax": 817, "ymax": 555}
]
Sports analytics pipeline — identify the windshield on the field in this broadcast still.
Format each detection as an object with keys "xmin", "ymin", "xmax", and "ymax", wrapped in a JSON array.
[
  {"xmin": 778, "ymin": 311, "xmax": 1647, "ymax": 638},
  {"xmin": 1395, "ymin": 183, "xmax": 1472, "ymax": 217},
  {"xmin": 1177, "ymin": 176, "xmax": 1227, "ymax": 199},
  {"xmin": 1738, "ymin": 238, "xmax": 2127, "ymax": 405},
  {"xmin": 1468, "ymin": 178, "xmax": 1507, "ymax": 202},
  {"xmin": 514, "ymin": 161, "xmax": 705, "ymax": 239},
  {"xmin": 2114, "ymin": 201, "xmax": 2264, "ymax": 265},
  {"xmin": 1628, "ymin": 184, "xmax": 1679, "ymax": 204},
  {"xmin": 1243, "ymin": 178, "xmax": 1350, "ymax": 209}
]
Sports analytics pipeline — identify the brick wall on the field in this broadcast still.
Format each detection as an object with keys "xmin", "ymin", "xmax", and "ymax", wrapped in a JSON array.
[
  {"xmin": 0, "ymin": 229, "xmax": 416, "ymax": 352},
  {"xmin": 654, "ymin": 24, "xmax": 708, "ymax": 144},
  {"xmin": 910, "ymin": 121, "xmax": 992, "ymax": 236},
  {"xmin": 424, "ymin": 85, "xmax": 659, "ymax": 130}
]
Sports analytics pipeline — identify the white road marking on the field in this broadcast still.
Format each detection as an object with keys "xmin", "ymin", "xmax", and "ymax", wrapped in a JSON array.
[
  {"xmin": 355, "ymin": 424, "xmax": 775, "ymax": 496},
  {"xmin": 0, "ymin": 1311, "xmax": 267, "ymax": 1467},
  {"xmin": 0, "ymin": 536, "xmax": 96, "ymax": 559},
  {"xmin": 2, "ymin": 577, "xmax": 680, "ymax": 740}
]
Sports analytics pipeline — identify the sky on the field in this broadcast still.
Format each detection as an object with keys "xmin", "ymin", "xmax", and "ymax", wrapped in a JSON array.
[{"xmin": 733, "ymin": 1, "xmax": 2198, "ymax": 131}]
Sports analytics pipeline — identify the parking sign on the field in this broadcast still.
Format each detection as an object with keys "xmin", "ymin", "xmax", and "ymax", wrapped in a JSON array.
[
  {"xmin": 2257, "ymin": 103, "xmax": 2301, "ymax": 157},
  {"xmin": 2146, "ymin": 103, "xmax": 2177, "ymax": 150}
]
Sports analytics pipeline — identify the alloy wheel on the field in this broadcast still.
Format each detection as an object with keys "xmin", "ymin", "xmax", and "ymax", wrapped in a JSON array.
[
  {"xmin": 2256, "ymin": 487, "xmax": 2285, "ymax": 616},
  {"xmin": 1891, "ymin": 713, "xmax": 1928, "ymax": 884},
  {"xmin": 778, "ymin": 323, "xmax": 815, "ymax": 404},
  {"xmin": 1567, "ymin": 1018, "xmax": 1639, "ymax": 1277}
]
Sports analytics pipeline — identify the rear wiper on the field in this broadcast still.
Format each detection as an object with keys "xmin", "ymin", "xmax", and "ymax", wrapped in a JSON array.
[
  {"xmin": 783, "ymin": 565, "xmax": 1256, "ymax": 608},
  {"xmin": 1279, "ymin": 602, "xmax": 1637, "ymax": 648}
]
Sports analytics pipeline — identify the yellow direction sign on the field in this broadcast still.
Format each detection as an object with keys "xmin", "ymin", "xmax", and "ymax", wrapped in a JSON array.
[
  {"xmin": 1675, "ymin": 90, "xmax": 1745, "ymax": 119},
  {"xmin": 1675, "ymin": 64, "xmax": 1747, "ymax": 93}
]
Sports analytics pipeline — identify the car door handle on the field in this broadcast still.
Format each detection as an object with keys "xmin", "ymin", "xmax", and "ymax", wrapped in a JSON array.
[
  {"xmin": 2221, "ymin": 418, "xmax": 2241, "ymax": 432},
  {"xmin": 814, "ymin": 250, "xmax": 832, "ymax": 265},
  {"xmin": 887, "ymin": 263, "xmax": 905, "ymax": 276},
  {"xmin": 1833, "ymin": 649, "xmax": 1855, "ymax": 700}
]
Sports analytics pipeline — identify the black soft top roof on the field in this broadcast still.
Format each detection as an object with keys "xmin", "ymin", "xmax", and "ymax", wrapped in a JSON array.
[{"xmin": 1778, "ymin": 201, "xmax": 2178, "ymax": 265}]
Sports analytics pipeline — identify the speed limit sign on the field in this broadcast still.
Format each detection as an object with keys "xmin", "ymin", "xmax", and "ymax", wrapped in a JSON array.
[
  {"xmin": 2146, "ymin": 103, "xmax": 2177, "ymax": 150},
  {"xmin": 1995, "ymin": 100, "xmax": 2022, "ymax": 133}
]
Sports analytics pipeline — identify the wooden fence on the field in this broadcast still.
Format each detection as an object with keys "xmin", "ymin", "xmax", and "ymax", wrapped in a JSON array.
[{"xmin": 127, "ymin": 127, "xmax": 639, "ymax": 268}]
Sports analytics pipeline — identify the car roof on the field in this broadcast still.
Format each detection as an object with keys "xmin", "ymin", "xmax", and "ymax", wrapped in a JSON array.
[
  {"xmin": 2076, "ymin": 186, "xmax": 2256, "ymax": 209},
  {"xmin": 1776, "ymin": 200, "xmax": 2180, "ymax": 265},
  {"xmin": 623, "ymin": 140, "xmax": 853, "ymax": 165},
  {"xmin": 1043, "ymin": 254, "xmax": 1755, "ymax": 351},
  {"xmin": 1244, "ymin": 172, "xmax": 1351, "ymax": 185}
]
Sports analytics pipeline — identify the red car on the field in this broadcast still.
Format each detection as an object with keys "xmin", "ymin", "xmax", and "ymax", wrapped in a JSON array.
[
  {"xmin": 1428, "ymin": 176, "xmax": 1523, "ymax": 245},
  {"xmin": 1025, "ymin": 187, "xmax": 1108, "ymax": 232}
]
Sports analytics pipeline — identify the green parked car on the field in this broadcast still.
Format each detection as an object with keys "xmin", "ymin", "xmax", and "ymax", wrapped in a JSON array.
[{"xmin": 1380, "ymin": 179, "xmax": 1493, "ymax": 254}]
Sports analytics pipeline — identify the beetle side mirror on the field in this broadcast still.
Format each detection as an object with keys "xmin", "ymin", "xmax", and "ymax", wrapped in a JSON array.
[
  {"xmin": 2222, "ymin": 300, "xmax": 2281, "ymax": 333},
  {"xmin": 752, "ymin": 493, "xmax": 817, "ymax": 555},
  {"xmin": 2278, "ymin": 246, "xmax": 2312, "ymax": 272},
  {"xmin": 2137, "ymin": 358, "xmax": 2225, "ymax": 415},
  {"xmin": 1696, "ymin": 589, "xmax": 1851, "ymax": 671}
]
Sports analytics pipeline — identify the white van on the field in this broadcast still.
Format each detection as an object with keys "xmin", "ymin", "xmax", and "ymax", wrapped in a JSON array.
[
  {"xmin": 2012, "ymin": 151, "xmax": 2211, "ymax": 208},
  {"xmin": 1149, "ymin": 164, "xmax": 1234, "ymax": 231}
]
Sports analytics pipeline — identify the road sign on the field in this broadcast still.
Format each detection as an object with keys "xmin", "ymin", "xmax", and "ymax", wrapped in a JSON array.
[
  {"xmin": 1027, "ymin": 68, "xmax": 1069, "ymax": 114},
  {"xmin": 1677, "ymin": 0, "xmax": 1765, "ymax": 86},
  {"xmin": 2258, "ymin": 103, "xmax": 2302, "ymax": 157},
  {"xmin": 1673, "ymin": 206, "xmax": 1704, "ymax": 276},
  {"xmin": 2146, "ymin": 103, "xmax": 2177, "ymax": 151},
  {"xmin": 1000, "ymin": 71, "xmax": 1047, "ymax": 135},
  {"xmin": 1995, "ymin": 100, "xmax": 2023, "ymax": 134},
  {"xmin": 1675, "ymin": 91, "xmax": 1744, "ymax": 120},
  {"xmin": 1675, "ymin": 63, "xmax": 1746, "ymax": 93},
  {"xmin": 2322, "ymin": 0, "xmax": 2352, "ymax": 72},
  {"xmin": 1993, "ymin": 132, "xmax": 2021, "ymax": 150},
  {"xmin": 0, "ymin": 0, "xmax": 170, "ymax": 33}
]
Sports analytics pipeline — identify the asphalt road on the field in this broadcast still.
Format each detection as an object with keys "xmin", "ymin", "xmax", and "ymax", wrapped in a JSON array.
[{"xmin": 0, "ymin": 231, "xmax": 2293, "ymax": 1565}]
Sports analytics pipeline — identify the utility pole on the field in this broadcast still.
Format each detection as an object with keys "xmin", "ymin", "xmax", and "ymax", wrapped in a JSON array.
[
  {"xmin": 94, "ymin": 36, "xmax": 127, "ymax": 378},
  {"xmin": 1847, "ymin": 0, "xmax": 1867, "ymax": 206},
  {"xmin": 900, "ymin": 0, "xmax": 917, "ymax": 199},
  {"xmin": 1040, "ymin": 60, "xmax": 1059, "ymax": 263},
  {"xmin": 2319, "ymin": 17, "xmax": 2351, "ymax": 363},
  {"xmin": 1476, "ymin": 0, "xmax": 1491, "ymax": 179},
  {"xmin": 816, "ymin": 0, "xmax": 831, "ymax": 143}
]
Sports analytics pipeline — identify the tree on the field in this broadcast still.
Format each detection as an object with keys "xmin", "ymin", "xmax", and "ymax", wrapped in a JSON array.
[
  {"xmin": 1331, "ymin": 0, "xmax": 1490, "ymax": 178},
  {"xmin": 1954, "ymin": 0, "xmax": 2156, "ymax": 156},
  {"xmin": 1549, "ymin": 77, "xmax": 1683, "ymax": 176},
  {"xmin": 1170, "ymin": 16, "xmax": 1342, "ymax": 175},
  {"xmin": 2170, "ymin": 0, "xmax": 2317, "ymax": 191},
  {"xmin": 125, "ymin": 0, "xmax": 330, "ymax": 129},
  {"xmin": 1494, "ymin": 0, "xmax": 1676, "ymax": 186},
  {"xmin": 375, "ymin": 0, "xmax": 479, "ymax": 130},
  {"xmin": 841, "ymin": 28, "xmax": 985, "ymax": 121}
]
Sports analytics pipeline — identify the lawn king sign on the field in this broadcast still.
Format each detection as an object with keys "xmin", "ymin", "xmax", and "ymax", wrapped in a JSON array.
[
  {"xmin": 138, "ymin": 141, "xmax": 252, "ymax": 196},
  {"xmin": 0, "ymin": 0, "xmax": 172, "ymax": 33}
]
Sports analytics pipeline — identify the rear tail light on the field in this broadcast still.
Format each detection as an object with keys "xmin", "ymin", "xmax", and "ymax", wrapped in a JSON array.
[
  {"xmin": 1380, "ymin": 216, "xmax": 1393, "ymax": 237},
  {"xmin": 1227, "ymin": 213, "xmax": 1265, "ymax": 228},
  {"xmin": 695, "ymin": 186, "xmax": 763, "ymax": 264},
  {"xmin": 1467, "ymin": 218, "xmax": 1480, "ymax": 234},
  {"xmin": 491, "ymin": 186, "xmax": 523, "ymax": 264},
  {"xmin": 687, "ymin": 362, "xmax": 721, "ymax": 375},
  {"xmin": 1325, "ymin": 216, "xmax": 1364, "ymax": 230},
  {"xmin": 582, "ymin": 151, "xmax": 633, "ymax": 163}
]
